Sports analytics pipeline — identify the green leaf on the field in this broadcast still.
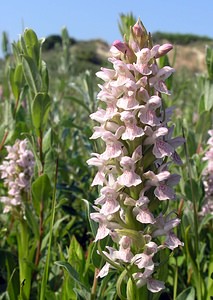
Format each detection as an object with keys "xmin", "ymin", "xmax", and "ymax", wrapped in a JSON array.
[
  {"xmin": 54, "ymin": 261, "xmax": 90, "ymax": 292},
  {"xmin": 10, "ymin": 64, "xmax": 25, "ymax": 100},
  {"xmin": 43, "ymin": 149, "xmax": 55, "ymax": 181},
  {"xmin": 32, "ymin": 173, "xmax": 52, "ymax": 215},
  {"xmin": 184, "ymin": 226, "xmax": 204, "ymax": 298},
  {"xmin": 82, "ymin": 199, "xmax": 98, "ymax": 238},
  {"xmin": 32, "ymin": 92, "xmax": 51, "ymax": 131},
  {"xmin": 206, "ymin": 45, "xmax": 213, "ymax": 80},
  {"xmin": 204, "ymin": 80, "xmax": 213, "ymax": 111},
  {"xmin": 12, "ymin": 42, "xmax": 22, "ymax": 63},
  {"xmin": 9, "ymin": 67, "xmax": 19, "ymax": 100},
  {"xmin": 196, "ymin": 111, "xmax": 211, "ymax": 135},
  {"xmin": 198, "ymin": 213, "xmax": 213, "ymax": 233},
  {"xmin": 198, "ymin": 94, "xmax": 205, "ymax": 114},
  {"xmin": 127, "ymin": 278, "xmax": 137, "ymax": 300},
  {"xmin": 183, "ymin": 129, "xmax": 196, "ymax": 158},
  {"xmin": 0, "ymin": 250, "xmax": 20, "ymax": 300},
  {"xmin": 43, "ymin": 128, "xmax": 52, "ymax": 153},
  {"xmin": 176, "ymin": 286, "xmax": 195, "ymax": 300},
  {"xmin": 22, "ymin": 55, "xmax": 42, "ymax": 94},
  {"xmin": 73, "ymin": 287, "xmax": 90, "ymax": 300},
  {"xmin": 67, "ymin": 236, "xmax": 85, "ymax": 282},
  {"xmin": 23, "ymin": 29, "xmax": 40, "ymax": 65},
  {"xmin": 41, "ymin": 60, "xmax": 49, "ymax": 92},
  {"xmin": 184, "ymin": 178, "xmax": 203, "ymax": 203},
  {"xmin": 64, "ymin": 96, "xmax": 91, "ymax": 113},
  {"xmin": 25, "ymin": 204, "xmax": 39, "ymax": 238}
]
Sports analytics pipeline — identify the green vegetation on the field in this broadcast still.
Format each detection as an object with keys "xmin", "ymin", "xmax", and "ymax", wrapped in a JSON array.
[{"xmin": 0, "ymin": 16, "xmax": 212, "ymax": 299}]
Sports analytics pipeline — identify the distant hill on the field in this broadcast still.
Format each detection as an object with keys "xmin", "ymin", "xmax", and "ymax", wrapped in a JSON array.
[{"xmin": 1, "ymin": 32, "xmax": 213, "ymax": 81}]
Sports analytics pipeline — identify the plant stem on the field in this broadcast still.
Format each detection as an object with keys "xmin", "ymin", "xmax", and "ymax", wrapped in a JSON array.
[
  {"xmin": 182, "ymin": 127, "xmax": 202, "ymax": 300},
  {"xmin": 0, "ymin": 130, "xmax": 9, "ymax": 151},
  {"xmin": 40, "ymin": 159, "xmax": 58, "ymax": 300},
  {"xmin": 34, "ymin": 200, "xmax": 44, "ymax": 267},
  {"xmin": 35, "ymin": 128, "xmax": 44, "ymax": 267},
  {"xmin": 17, "ymin": 220, "xmax": 32, "ymax": 300},
  {"xmin": 91, "ymin": 268, "xmax": 99, "ymax": 300}
]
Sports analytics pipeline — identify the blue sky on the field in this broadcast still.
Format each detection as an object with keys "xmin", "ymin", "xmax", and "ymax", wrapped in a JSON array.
[{"xmin": 1, "ymin": 0, "xmax": 213, "ymax": 57}]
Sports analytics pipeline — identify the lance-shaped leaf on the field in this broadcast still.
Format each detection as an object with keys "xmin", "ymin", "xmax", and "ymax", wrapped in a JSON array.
[
  {"xmin": 32, "ymin": 173, "xmax": 52, "ymax": 215},
  {"xmin": 32, "ymin": 92, "xmax": 51, "ymax": 131},
  {"xmin": 22, "ymin": 54, "xmax": 42, "ymax": 94},
  {"xmin": 23, "ymin": 29, "xmax": 41, "ymax": 66},
  {"xmin": 41, "ymin": 60, "xmax": 49, "ymax": 92},
  {"xmin": 9, "ymin": 64, "xmax": 24, "ymax": 100},
  {"xmin": 206, "ymin": 45, "xmax": 213, "ymax": 81},
  {"xmin": 204, "ymin": 80, "xmax": 213, "ymax": 111},
  {"xmin": 176, "ymin": 286, "xmax": 195, "ymax": 300},
  {"xmin": 54, "ymin": 261, "xmax": 90, "ymax": 293}
]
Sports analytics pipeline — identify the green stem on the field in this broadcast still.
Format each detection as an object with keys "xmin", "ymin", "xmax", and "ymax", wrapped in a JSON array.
[
  {"xmin": 17, "ymin": 220, "xmax": 32, "ymax": 300},
  {"xmin": 182, "ymin": 127, "xmax": 202, "ymax": 300},
  {"xmin": 173, "ymin": 261, "xmax": 178, "ymax": 300},
  {"xmin": 91, "ymin": 268, "xmax": 99, "ymax": 300},
  {"xmin": 35, "ymin": 129, "xmax": 44, "ymax": 267},
  {"xmin": 40, "ymin": 159, "xmax": 58, "ymax": 300},
  {"xmin": 34, "ymin": 200, "xmax": 44, "ymax": 267},
  {"xmin": 138, "ymin": 285, "xmax": 149, "ymax": 300}
]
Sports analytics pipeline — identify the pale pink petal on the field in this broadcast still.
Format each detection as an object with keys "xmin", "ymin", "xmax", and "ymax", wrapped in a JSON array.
[
  {"xmin": 165, "ymin": 232, "xmax": 184, "ymax": 250},
  {"xmin": 153, "ymin": 139, "xmax": 174, "ymax": 158},
  {"xmin": 147, "ymin": 278, "xmax": 165, "ymax": 293},
  {"xmin": 132, "ymin": 253, "xmax": 154, "ymax": 270},
  {"xmin": 135, "ymin": 207, "xmax": 155, "ymax": 224},
  {"xmin": 100, "ymin": 198, "xmax": 120, "ymax": 216},
  {"xmin": 91, "ymin": 171, "xmax": 105, "ymax": 186},
  {"xmin": 96, "ymin": 68, "xmax": 116, "ymax": 81},
  {"xmin": 117, "ymin": 170, "xmax": 142, "ymax": 187},
  {"xmin": 154, "ymin": 184, "xmax": 176, "ymax": 200},
  {"xmin": 97, "ymin": 263, "xmax": 111, "ymax": 278}
]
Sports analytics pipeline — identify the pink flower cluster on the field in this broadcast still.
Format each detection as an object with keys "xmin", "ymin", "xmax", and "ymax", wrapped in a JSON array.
[
  {"xmin": 88, "ymin": 20, "xmax": 184, "ymax": 293},
  {"xmin": 200, "ymin": 130, "xmax": 213, "ymax": 215},
  {"xmin": 0, "ymin": 139, "xmax": 34, "ymax": 213}
]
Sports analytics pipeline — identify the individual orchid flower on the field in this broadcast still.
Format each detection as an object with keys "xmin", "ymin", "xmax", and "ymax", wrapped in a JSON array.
[
  {"xmin": 120, "ymin": 110, "xmax": 144, "ymax": 140},
  {"xmin": 117, "ymin": 156, "xmax": 142, "ymax": 187},
  {"xmin": 116, "ymin": 79, "xmax": 140, "ymax": 110},
  {"xmin": 143, "ymin": 170, "xmax": 181, "ymax": 200},
  {"xmin": 149, "ymin": 65, "xmax": 175, "ymax": 95},
  {"xmin": 100, "ymin": 131, "xmax": 126, "ymax": 160},
  {"xmin": 144, "ymin": 126, "xmax": 174, "ymax": 159},
  {"xmin": 138, "ymin": 95, "xmax": 162, "ymax": 126},
  {"xmin": 95, "ymin": 186, "xmax": 120, "ymax": 216}
]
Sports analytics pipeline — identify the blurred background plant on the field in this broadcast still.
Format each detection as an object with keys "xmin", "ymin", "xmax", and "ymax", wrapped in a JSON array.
[{"xmin": 0, "ymin": 12, "xmax": 212, "ymax": 300}]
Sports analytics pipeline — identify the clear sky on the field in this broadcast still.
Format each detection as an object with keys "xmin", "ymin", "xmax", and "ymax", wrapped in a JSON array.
[{"xmin": 1, "ymin": 0, "xmax": 213, "ymax": 57}]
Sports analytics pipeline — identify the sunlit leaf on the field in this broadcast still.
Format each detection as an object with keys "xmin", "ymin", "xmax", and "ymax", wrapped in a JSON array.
[
  {"xmin": 204, "ymin": 80, "xmax": 213, "ymax": 111},
  {"xmin": 22, "ymin": 55, "xmax": 42, "ymax": 94},
  {"xmin": 32, "ymin": 92, "xmax": 51, "ymax": 131}
]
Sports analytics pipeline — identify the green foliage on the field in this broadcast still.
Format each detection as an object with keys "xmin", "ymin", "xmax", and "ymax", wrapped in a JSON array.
[
  {"xmin": 118, "ymin": 12, "xmax": 136, "ymax": 39},
  {"xmin": 0, "ymin": 13, "xmax": 213, "ymax": 300}
]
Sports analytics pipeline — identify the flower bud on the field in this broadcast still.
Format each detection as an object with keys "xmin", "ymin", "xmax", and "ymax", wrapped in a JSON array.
[{"xmin": 155, "ymin": 43, "xmax": 173, "ymax": 58}]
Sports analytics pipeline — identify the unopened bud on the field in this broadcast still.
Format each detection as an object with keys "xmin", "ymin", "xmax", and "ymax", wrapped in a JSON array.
[
  {"xmin": 155, "ymin": 43, "xmax": 173, "ymax": 58},
  {"xmin": 131, "ymin": 18, "xmax": 148, "ymax": 49},
  {"xmin": 112, "ymin": 40, "xmax": 135, "ymax": 62}
]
